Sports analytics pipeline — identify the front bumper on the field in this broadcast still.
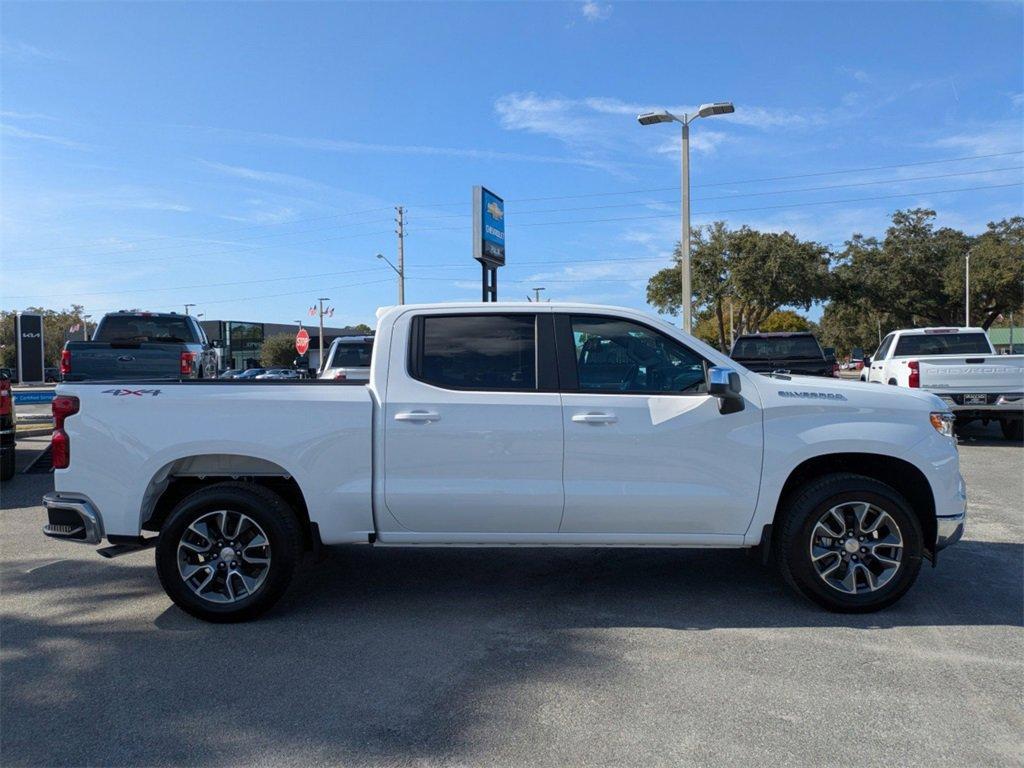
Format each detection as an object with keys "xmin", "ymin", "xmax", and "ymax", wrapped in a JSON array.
[
  {"xmin": 42, "ymin": 493, "xmax": 104, "ymax": 545},
  {"xmin": 934, "ymin": 473, "xmax": 967, "ymax": 554}
]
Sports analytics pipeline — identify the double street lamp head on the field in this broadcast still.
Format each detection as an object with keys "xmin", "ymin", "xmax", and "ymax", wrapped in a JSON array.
[{"xmin": 637, "ymin": 102, "xmax": 735, "ymax": 126}]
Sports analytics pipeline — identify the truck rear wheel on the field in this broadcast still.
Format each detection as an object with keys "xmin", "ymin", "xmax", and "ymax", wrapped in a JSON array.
[
  {"xmin": 0, "ymin": 449, "xmax": 14, "ymax": 482},
  {"xmin": 155, "ymin": 482, "xmax": 302, "ymax": 622},
  {"xmin": 776, "ymin": 473, "xmax": 923, "ymax": 613}
]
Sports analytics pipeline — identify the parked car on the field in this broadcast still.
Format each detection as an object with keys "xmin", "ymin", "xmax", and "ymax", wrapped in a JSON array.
[
  {"xmin": 61, "ymin": 312, "xmax": 218, "ymax": 382},
  {"xmin": 850, "ymin": 348, "xmax": 866, "ymax": 371},
  {"xmin": 254, "ymin": 369, "xmax": 300, "ymax": 380},
  {"xmin": 319, "ymin": 335, "xmax": 373, "ymax": 381},
  {"xmin": 861, "ymin": 326, "xmax": 1024, "ymax": 440},
  {"xmin": 0, "ymin": 375, "xmax": 15, "ymax": 481},
  {"xmin": 729, "ymin": 332, "xmax": 838, "ymax": 378},
  {"xmin": 42, "ymin": 302, "xmax": 965, "ymax": 622},
  {"xmin": 232, "ymin": 368, "xmax": 267, "ymax": 380}
]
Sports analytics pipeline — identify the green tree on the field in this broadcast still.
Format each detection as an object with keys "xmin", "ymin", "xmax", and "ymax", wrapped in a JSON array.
[
  {"xmin": 647, "ymin": 222, "xmax": 831, "ymax": 350},
  {"xmin": 352, "ymin": 323, "xmax": 373, "ymax": 334},
  {"xmin": 759, "ymin": 309, "xmax": 811, "ymax": 332},
  {"xmin": 259, "ymin": 333, "xmax": 299, "ymax": 368}
]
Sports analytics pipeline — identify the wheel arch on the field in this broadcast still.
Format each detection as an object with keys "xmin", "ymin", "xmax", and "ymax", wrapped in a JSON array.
[
  {"xmin": 771, "ymin": 453, "xmax": 937, "ymax": 558},
  {"xmin": 140, "ymin": 454, "xmax": 315, "ymax": 550}
]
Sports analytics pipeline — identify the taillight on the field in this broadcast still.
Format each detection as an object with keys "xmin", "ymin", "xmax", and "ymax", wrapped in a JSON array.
[
  {"xmin": 51, "ymin": 395, "xmax": 79, "ymax": 469},
  {"xmin": 0, "ymin": 382, "xmax": 10, "ymax": 416},
  {"xmin": 908, "ymin": 360, "xmax": 920, "ymax": 388},
  {"xmin": 832, "ymin": 362, "xmax": 840, "ymax": 378},
  {"xmin": 60, "ymin": 349, "xmax": 71, "ymax": 376},
  {"xmin": 180, "ymin": 351, "xmax": 197, "ymax": 376},
  {"xmin": 333, "ymin": 372, "xmax": 347, "ymax": 381}
]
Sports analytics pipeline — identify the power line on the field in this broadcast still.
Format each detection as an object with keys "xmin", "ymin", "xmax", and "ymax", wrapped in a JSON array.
[
  {"xmin": 403, "ymin": 150, "xmax": 1024, "ymax": 208},
  {"xmin": 9, "ymin": 150, "xmax": 1020, "ymax": 257},
  {"xmin": 406, "ymin": 165, "xmax": 1024, "ymax": 221},
  {"xmin": 409, "ymin": 181, "xmax": 1024, "ymax": 232}
]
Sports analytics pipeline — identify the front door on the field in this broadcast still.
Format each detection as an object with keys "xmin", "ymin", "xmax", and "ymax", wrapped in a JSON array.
[
  {"xmin": 557, "ymin": 314, "xmax": 763, "ymax": 536},
  {"xmin": 382, "ymin": 311, "xmax": 564, "ymax": 534}
]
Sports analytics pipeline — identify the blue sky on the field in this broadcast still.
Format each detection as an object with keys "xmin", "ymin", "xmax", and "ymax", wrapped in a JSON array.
[{"xmin": 2, "ymin": 1, "xmax": 1022, "ymax": 327}]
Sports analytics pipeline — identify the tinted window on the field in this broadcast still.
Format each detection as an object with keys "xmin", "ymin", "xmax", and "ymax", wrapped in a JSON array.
[
  {"xmin": 417, "ymin": 315, "xmax": 536, "ymax": 390},
  {"xmin": 874, "ymin": 335, "xmax": 894, "ymax": 360},
  {"xmin": 731, "ymin": 336, "xmax": 823, "ymax": 360},
  {"xmin": 893, "ymin": 332, "xmax": 991, "ymax": 356},
  {"xmin": 96, "ymin": 315, "xmax": 195, "ymax": 343},
  {"xmin": 571, "ymin": 316, "xmax": 705, "ymax": 394},
  {"xmin": 328, "ymin": 340, "xmax": 373, "ymax": 368}
]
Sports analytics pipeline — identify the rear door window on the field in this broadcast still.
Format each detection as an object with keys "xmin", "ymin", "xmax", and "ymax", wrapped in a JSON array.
[{"xmin": 413, "ymin": 314, "xmax": 536, "ymax": 390}]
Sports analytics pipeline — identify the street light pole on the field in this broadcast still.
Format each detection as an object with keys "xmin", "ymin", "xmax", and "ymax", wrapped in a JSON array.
[
  {"xmin": 317, "ymin": 297, "xmax": 330, "ymax": 374},
  {"xmin": 376, "ymin": 253, "xmax": 405, "ymax": 304},
  {"xmin": 965, "ymin": 251, "xmax": 971, "ymax": 326},
  {"xmin": 679, "ymin": 121, "xmax": 691, "ymax": 335},
  {"xmin": 638, "ymin": 102, "xmax": 734, "ymax": 334},
  {"xmin": 184, "ymin": 303, "xmax": 196, "ymax": 315}
]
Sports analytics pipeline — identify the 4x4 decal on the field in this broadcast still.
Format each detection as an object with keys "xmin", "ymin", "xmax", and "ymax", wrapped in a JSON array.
[{"xmin": 102, "ymin": 388, "xmax": 162, "ymax": 397}]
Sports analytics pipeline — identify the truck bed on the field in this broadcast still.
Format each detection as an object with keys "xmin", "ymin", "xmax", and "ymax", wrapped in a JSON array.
[{"xmin": 53, "ymin": 380, "xmax": 375, "ymax": 543}]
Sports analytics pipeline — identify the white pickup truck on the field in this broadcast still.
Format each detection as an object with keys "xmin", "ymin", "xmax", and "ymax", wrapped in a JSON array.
[
  {"xmin": 861, "ymin": 327, "xmax": 1024, "ymax": 440},
  {"xmin": 43, "ymin": 303, "xmax": 967, "ymax": 622}
]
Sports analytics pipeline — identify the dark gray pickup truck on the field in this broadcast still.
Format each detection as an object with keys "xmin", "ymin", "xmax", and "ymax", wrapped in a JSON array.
[
  {"xmin": 60, "ymin": 312, "xmax": 218, "ymax": 382},
  {"xmin": 729, "ymin": 331, "xmax": 838, "ymax": 378}
]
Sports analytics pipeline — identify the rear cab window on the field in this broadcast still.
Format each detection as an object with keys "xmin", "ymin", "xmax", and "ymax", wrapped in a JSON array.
[
  {"xmin": 327, "ymin": 339, "xmax": 374, "ymax": 369},
  {"xmin": 893, "ymin": 332, "xmax": 992, "ymax": 357},
  {"xmin": 731, "ymin": 335, "xmax": 823, "ymax": 360},
  {"xmin": 95, "ymin": 315, "xmax": 196, "ymax": 343}
]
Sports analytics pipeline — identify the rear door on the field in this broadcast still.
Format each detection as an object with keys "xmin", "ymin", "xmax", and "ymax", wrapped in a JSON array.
[
  {"xmin": 381, "ymin": 310, "xmax": 564, "ymax": 534},
  {"xmin": 557, "ymin": 313, "xmax": 763, "ymax": 536}
]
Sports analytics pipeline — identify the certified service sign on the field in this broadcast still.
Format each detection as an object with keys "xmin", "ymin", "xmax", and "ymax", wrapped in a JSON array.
[{"xmin": 473, "ymin": 186, "xmax": 505, "ymax": 267}]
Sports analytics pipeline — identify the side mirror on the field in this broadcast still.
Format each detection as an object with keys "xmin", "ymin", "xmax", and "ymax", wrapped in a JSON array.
[{"xmin": 708, "ymin": 366, "xmax": 744, "ymax": 414}]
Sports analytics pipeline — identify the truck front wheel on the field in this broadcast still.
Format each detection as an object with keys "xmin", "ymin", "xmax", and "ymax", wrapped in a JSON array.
[
  {"xmin": 776, "ymin": 473, "xmax": 923, "ymax": 613},
  {"xmin": 1001, "ymin": 419, "xmax": 1023, "ymax": 442},
  {"xmin": 155, "ymin": 482, "xmax": 302, "ymax": 622}
]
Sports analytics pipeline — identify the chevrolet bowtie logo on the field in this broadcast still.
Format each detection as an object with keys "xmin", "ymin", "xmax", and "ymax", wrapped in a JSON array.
[{"xmin": 487, "ymin": 201, "xmax": 503, "ymax": 220}]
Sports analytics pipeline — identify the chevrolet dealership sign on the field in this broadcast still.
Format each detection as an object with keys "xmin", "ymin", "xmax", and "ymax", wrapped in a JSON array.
[{"xmin": 473, "ymin": 186, "xmax": 505, "ymax": 267}]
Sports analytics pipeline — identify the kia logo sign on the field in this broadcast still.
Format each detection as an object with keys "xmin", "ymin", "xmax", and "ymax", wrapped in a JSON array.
[{"xmin": 21, "ymin": 332, "xmax": 41, "ymax": 338}]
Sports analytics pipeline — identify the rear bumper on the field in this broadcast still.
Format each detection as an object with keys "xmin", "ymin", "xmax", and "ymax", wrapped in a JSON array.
[
  {"xmin": 42, "ymin": 493, "xmax": 104, "ymax": 545},
  {"xmin": 934, "ymin": 393, "xmax": 1024, "ymax": 418}
]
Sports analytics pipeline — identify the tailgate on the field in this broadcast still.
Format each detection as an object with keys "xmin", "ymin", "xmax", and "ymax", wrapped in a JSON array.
[{"xmin": 918, "ymin": 356, "xmax": 1024, "ymax": 393}]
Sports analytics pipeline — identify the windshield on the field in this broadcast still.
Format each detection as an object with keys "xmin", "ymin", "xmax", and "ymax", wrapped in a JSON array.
[
  {"xmin": 893, "ymin": 332, "xmax": 991, "ymax": 356},
  {"xmin": 732, "ymin": 336, "xmax": 823, "ymax": 360},
  {"xmin": 327, "ymin": 340, "xmax": 373, "ymax": 368},
  {"xmin": 96, "ymin": 315, "xmax": 194, "ymax": 343}
]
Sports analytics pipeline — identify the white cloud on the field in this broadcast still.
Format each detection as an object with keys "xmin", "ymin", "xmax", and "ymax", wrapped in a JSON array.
[
  {"xmin": 0, "ymin": 38, "xmax": 64, "ymax": 62},
  {"xmin": 1, "ymin": 122, "xmax": 89, "ymax": 150},
  {"xmin": 200, "ymin": 160, "xmax": 324, "ymax": 190},
  {"xmin": 580, "ymin": 1, "xmax": 612, "ymax": 22},
  {"xmin": 930, "ymin": 121, "xmax": 1024, "ymax": 156}
]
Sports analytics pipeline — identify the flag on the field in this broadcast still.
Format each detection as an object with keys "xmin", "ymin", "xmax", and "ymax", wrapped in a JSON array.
[
  {"xmin": 69, "ymin": 323, "xmax": 81, "ymax": 332},
  {"xmin": 328, "ymin": 307, "xmax": 334, "ymax": 317},
  {"xmin": 308, "ymin": 306, "xmax": 316, "ymax": 317}
]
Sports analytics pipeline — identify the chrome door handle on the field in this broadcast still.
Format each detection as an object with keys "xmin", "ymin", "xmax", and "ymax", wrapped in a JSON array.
[
  {"xmin": 571, "ymin": 412, "xmax": 617, "ymax": 424},
  {"xmin": 394, "ymin": 410, "xmax": 440, "ymax": 423}
]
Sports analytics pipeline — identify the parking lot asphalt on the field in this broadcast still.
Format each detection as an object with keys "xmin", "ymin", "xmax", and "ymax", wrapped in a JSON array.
[{"xmin": 1, "ymin": 425, "xmax": 1022, "ymax": 768}]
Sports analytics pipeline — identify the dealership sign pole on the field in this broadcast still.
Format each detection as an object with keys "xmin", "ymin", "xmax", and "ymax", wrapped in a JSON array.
[{"xmin": 473, "ymin": 186, "xmax": 505, "ymax": 302}]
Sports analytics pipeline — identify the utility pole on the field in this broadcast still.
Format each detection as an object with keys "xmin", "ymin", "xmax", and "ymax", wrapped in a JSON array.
[
  {"xmin": 184, "ymin": 303, "xmax": 196, "ymax": 315},
  {"xmin": 395, "ymin": 206, "xmax": 405, "ymax": 304},
  {"xmin": 729, "ymin": 298, "xmax": 735, "ymax": 348},
  {"xmin": 965, "ymin": 250, "xmax": 971, "ymax": 327},
  {"xmin": 532, "ymin": 287, "xmax": 545, "ymax": 303},
  {"xmin": 877, "ymin": 317, "xmax": 882, "ymax": 344},
  {"xmin": 83, "ymin": 314, "xmax": 91, "ymax": 341},
  {"xmin": 317, "ymin": 297, "xmax": 330, "ymax": 374}
]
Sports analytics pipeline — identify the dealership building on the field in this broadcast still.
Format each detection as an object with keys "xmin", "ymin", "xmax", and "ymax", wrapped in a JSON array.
[{"xmin": 199, "ymin": 319, "xmax": 369, "ymax": 371}]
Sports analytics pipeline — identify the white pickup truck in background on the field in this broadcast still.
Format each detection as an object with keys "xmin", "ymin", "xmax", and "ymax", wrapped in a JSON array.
[
  {"xmin": 43, "ymin": 303, "xmax": 967, "ymax": 622},
  {"xmin": 861, "ymin": 327, "xmax": 1024, "ymax": 440}
]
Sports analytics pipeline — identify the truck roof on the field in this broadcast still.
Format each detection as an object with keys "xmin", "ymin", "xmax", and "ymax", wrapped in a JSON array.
[{"xmin": 892, "ymin": 327, "xmax": 986, "ymax": 336}]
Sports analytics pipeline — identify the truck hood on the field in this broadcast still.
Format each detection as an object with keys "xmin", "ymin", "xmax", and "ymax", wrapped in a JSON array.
[{"xmin": 750, "ymin": 373, "xmax": 947, "ymax": 412}]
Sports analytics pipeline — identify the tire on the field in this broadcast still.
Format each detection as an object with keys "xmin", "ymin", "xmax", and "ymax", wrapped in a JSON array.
[
  {"xmin": 1001, "ymin": 419, "xmax": 1023, "ymax": 442},
  {"xmin": 0, "ymin": 449, "xmax": 15, "ymax": 482},
  {"xmin": 155, "ymin": 482, "xmax": 303, "ymax": 622},
  {"xmin": 776, "ymin": 473, "xmax": 923, "ymax": 613}
]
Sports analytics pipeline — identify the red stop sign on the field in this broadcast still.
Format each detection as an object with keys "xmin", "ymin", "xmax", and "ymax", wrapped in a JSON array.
[{"xmin": 295, "ymin": 328, "xmax": 310, "ymax": 356}]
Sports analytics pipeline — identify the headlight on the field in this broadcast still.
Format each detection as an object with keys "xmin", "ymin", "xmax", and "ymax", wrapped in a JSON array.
[{"xmin": 930, "ymin": 411, "xmax": 955, "ymax": 439}]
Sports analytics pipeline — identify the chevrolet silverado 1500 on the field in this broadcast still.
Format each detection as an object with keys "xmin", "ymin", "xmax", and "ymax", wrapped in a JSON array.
[
  {"xmin": 861, "ymin": 326, "xmax": 1024, "ymax": 440},
  {"xmin": 42, "ymin": 303, "xmax": 967, "ymax": 621}
]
